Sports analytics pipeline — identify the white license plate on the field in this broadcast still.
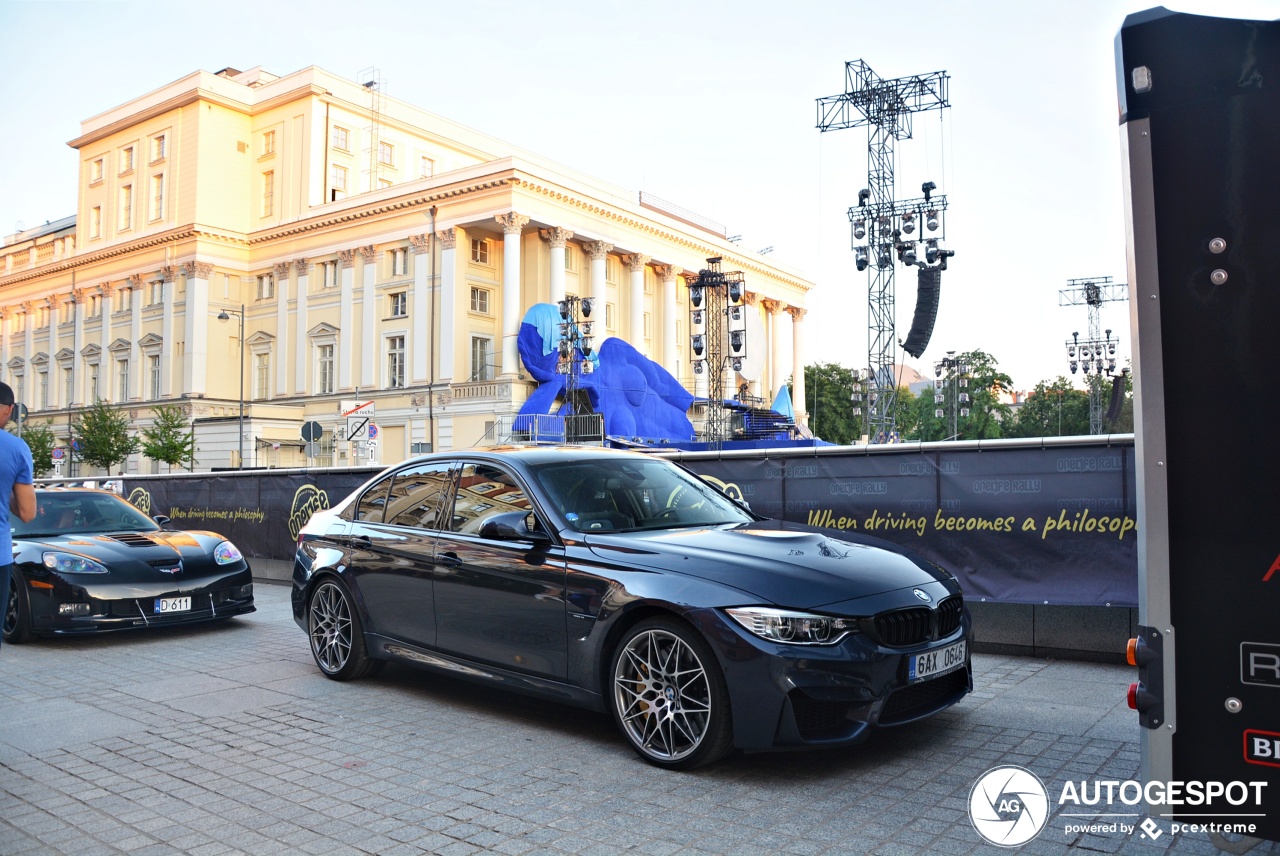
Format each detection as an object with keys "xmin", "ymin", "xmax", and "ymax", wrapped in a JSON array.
[
  {"xmin": 155, "ymin": 596, "xmax": 191, "ymax": 614},
  {"xmin": 909, "ymin": 639, "xmax": 967, "ymax": 681}
]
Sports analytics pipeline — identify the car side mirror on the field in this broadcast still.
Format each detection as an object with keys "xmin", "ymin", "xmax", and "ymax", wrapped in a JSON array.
[
  {"xmin": 478, "ymin": 510, "xmax": 551, "ymax": 546},
  {"xmin": 153, "ymin": 514, "xmax": 172, "ymax": 529}
]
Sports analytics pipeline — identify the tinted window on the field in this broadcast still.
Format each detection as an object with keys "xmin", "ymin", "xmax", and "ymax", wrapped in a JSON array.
[
  {"xmin": 447, "ymin": 464, "xmax": 531, "ymax": 534},
  {"xmin": 383, "ymin": 463, "xmax": 454, "ymax": 530}
]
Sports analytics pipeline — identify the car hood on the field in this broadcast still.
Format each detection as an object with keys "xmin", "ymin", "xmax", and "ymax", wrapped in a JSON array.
[
  {"xmin": 19, "ymin": 530, "xmax": 223, "ymax": 562},
  {"xmin": 582, "ymin": 523, "xmax": 951, "ymax": 609}
]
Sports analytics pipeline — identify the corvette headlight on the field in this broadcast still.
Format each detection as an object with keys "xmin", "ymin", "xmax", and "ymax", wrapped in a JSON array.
[
  {"xmin": 214, "ymin": 541, "xmax": 244, "ymax": 565},
  {"xmin": 43, "ymin": 552, "xmax": 110, "ymax": 575},
  {"xmin": 726, "ymin": 607, "xmax": 858, "ymax": 645}
]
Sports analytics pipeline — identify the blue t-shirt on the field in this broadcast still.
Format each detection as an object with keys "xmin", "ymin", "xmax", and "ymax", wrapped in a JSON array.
[{"xmin": 0, "ymin": 430, "xmax": 34, "ymax": 561}]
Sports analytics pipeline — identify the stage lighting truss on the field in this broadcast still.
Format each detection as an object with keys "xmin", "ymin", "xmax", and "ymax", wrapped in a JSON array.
[
  {"xmin": 849, "ymin": 191, "xmax": 951, "ymax": 272},
  {"xmin": 932, "ymin": 351, "xmax": 972, "ymax": 439},
  {"xmin": 1066, "ymin": 328, "xmax": 1120, "ymax": 375},
  {"xmin": 555, "ymin": 295, "xmax": 598, "ymax": 413}
]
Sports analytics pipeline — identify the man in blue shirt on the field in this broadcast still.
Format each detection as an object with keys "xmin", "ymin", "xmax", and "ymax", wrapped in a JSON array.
[{"xmin": 0, "ymin": 381, "xmax": 37, "ymax": 650}]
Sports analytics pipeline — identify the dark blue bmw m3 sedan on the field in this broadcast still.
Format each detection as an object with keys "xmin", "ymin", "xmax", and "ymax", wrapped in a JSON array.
[{"xmin": 292, "ymin": 445, "xmax": 971, "ymax": 769}]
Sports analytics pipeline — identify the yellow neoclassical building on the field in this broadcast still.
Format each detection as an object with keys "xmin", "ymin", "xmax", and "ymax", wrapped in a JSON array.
[{"xmin": 0, "ymin": 65, "xmax": 812, "ymax": 473}]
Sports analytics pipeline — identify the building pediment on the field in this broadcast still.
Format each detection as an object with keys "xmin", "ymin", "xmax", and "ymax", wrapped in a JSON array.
[
  {"xmin": 30, "ymin": 352, "xmax": 49, "ymax": 367},
  {"xmin": 138, "ymin": 332, "xmax": 164, "ymax": 348},
  {"xmin": 308, "ymin": 322, "xmax": 340, "ymax": 338},
  {"xmin": 7, "ymin": 356, "xmax": 25, "ymax": 370},
  {"xmin": 246, "ymin": 330, "xmax": 275, "ymax": 346},
  {"xmin": 81, "ymin": 343, "xmax": 101, "ymax": 359},
  {"xmin": 108, "ymin": 337, "xmax": 132, "ymax": 354},
  {"xmin": 55, "ymin": 347, "xmax": 75, "ymax": 362}
]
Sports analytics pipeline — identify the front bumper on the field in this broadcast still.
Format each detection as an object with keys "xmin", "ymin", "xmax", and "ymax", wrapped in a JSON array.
[{"xmin": 686, "ymin": 606, "xmax": 973, "ymax": 751}]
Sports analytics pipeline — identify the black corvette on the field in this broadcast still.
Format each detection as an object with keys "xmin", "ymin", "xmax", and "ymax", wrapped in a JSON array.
[
  {"xmin": 292, "ymin": 446, "xmax": 971, "ymax": 769},
  {"xmin": 4, "ymin": 488, "xmax": 254, "ymax": 642}
]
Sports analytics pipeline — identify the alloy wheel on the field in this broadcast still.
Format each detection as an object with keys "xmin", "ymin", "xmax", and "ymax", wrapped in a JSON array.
[
  {"xmin": 613, "ymin": 627, "xmax": 713, "ymax": 763},
  {"xmin": 309, "ymin": 581, "xmax": 353, "ymax": 674}
]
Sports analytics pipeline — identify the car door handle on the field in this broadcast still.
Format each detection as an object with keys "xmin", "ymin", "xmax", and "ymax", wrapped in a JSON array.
[
  {"xmin": 350, "ymin": 534, "xmax": 373, "ymax": 549},
  {"xmin": 437, "ymin": 552, "xmax": 461, "ymax": 569}
]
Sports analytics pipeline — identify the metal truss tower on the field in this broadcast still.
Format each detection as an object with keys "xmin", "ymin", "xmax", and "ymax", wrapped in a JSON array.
[
  {"xmin": 818, "ymin": 61, "xmax": 950, "ymax": 441},
  {"xmin": 688, "ymin": 258, "xmax": 747, "ymax": 448},
  {"xmin": 1059, "ymin": 276, "xmax": 1127, "ymax": 433}
]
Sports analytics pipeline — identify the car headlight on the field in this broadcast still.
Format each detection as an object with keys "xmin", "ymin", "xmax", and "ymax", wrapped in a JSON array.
[
  {"xmin": 43, "ymin": 552, "xmax": 110, "ymax": 575},
  {"xmin": 726, "ymin": 607, "xmax": 858, "ymax": 645},
  {"xmin": 214, "ymin": 541, "xmax": 244, "ymax": 565}
]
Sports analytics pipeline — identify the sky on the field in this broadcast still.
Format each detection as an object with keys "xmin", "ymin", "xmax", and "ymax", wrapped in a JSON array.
[{"xmin": 1, "ymin": 0, "xmax": 1276, "ymax": 392}]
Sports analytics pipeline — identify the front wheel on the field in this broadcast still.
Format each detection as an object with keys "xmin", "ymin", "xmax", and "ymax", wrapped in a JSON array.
[
  {"xmin": 307, "ymin": 578, "xmax": 384, "ymax": 681},
  {"xmin": 3, "ymin": 569, "xmax": 34, "ymax": 644},
  {"xmin": 609, "ymin": 617, "xmax": 733, "ymax": 769}
]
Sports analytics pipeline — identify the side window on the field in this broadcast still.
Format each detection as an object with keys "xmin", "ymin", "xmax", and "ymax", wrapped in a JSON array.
[
  {"xmin": 447, "ymin": 463, "xmax": 532, "ymax": 534},
  {"xmin": 384, "ymin": 463, "xmax": 455, "ymax": 530},
  {"xmin": 354, "ymin": 476, "xmax": 394, "ymax": 522}
]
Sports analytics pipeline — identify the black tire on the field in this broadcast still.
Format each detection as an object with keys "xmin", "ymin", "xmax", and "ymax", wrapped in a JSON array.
[
  {"xmin": 307, "ymin": 577, "xmax": 384, "ymax": 681},
  {"xmin": 609, "ymin": 616, "xmax": 733, "ymax": 770},
  {"xmin": 4, "ymin": 569, "xmax": 34, "ymax": 644}
]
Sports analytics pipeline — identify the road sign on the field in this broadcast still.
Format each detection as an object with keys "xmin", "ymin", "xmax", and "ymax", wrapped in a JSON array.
[
  {"xmin": 304, "ymin": 441, "xmax": 321, "ymax": 458},
  {"xmin": 368, "ymin": 423, "xmax": 379, "ymax": 441},
  {"xmin": 52, "ymin": 447, "xmax": 65, "ymax": 461},
  {"xmin": 346, "ymin": 416, "xmax": 370, "ymax": 441},
  {"xmin": 301, "ymin": 420, "xmax": 323, "ymax": 442},
  {"xmin": 341, "ymin": 400, "xmax": 375, "ymax": 442},
  {"xmin": 54, "ymin": 461, "xmax": 62, "ymax": 476}
]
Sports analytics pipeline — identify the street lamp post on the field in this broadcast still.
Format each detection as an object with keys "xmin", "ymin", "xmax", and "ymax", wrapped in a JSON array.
[{"xmin": 217, "ymin": 305, "xmax": 245, "ymax": 469}]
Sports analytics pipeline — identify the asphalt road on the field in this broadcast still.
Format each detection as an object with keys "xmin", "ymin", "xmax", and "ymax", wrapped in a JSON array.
[{"xmin": 0, "ymin": 583, "xmax": 1274, "ymax": 855}]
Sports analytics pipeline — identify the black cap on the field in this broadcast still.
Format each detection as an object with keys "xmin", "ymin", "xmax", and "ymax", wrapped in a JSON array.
[{"xmin": 0, "ymin": 382, "xmax": 14, "ymax": 407}]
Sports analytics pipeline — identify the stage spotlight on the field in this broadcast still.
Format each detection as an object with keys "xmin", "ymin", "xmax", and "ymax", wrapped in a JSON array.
[
  {"xmin": 690, "ymin": 286, "xmax": 703, "ymax": 308},
  {"xmin": 901, "ymin": 243, "xmax": 917, "ymax": 266},
  {"xmin": 921, "ymin": 181, "xmax": 936, "ymax": 201},
  {"xmin": 728, "ymin": 281, "xmax": 744, "ymax": 304},
  {"xmin": 925, "ymin": 239, "xmax": 939, "ymax": 264},
  {"xmin": 858, "ymin": 188, "xmax": 870, "ymax": 206},
  {"xmin": 855, "ymin": 246, "xmax": 869, "ymax": 271},
  {"xmin": 558, "ymin": 300, "xmax": 570, "ymax": 319},
  {"xmin": 691, "ymin": 334, "xmax": 705, "ymax": 357},
  {"xmin": 854, "ymin": 218, "xmax": 867, "ymax": 239},
  {"xmin": 926, "ymin": 210, "xmax": 940, "ymax": 231},
  {"xmin": 901, "ymin": 212, "xmax": 916, "ymax": 234},
  {"xmin": 581, "ymin": 298, "xmax": 594, "ymax": 317}
]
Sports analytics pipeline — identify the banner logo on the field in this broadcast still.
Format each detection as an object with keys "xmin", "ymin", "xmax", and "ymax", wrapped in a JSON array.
[
  {"xmin": 288, "ymin": 485, "xmax": 331, "ymax": 540},
  {"xmin": 127, "ymin": 487, "xmax": 154, "ymax": 516},
  {"xmin": 970, "ymin": 765, "xmax": 1049, "ymax": 847}
]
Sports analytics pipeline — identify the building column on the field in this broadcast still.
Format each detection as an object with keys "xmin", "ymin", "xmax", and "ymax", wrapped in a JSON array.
[
  {"xmin": 359, "ymin": 245, "xmax": 377, "ymax": 390},
  {"xmin": 274, "ymin": 261, "xmax": 290, "ymax": 399},
  {"xmin": 160, "ymin": 266, "xmax": 176, "ymax": 399},
  {"xmin": 584, "ymin": 241, "xmax": 612, "ymax": 328},
  {"xmin": 0, "ymin": 309, "xmax": 9, "ymax": 386},
  {"xmin": 181, "ymin": 262, "xmax": 211, "ymax": 398},
  {"xmin": 73, "ymin": 288, "xmax": 89, "ymax": 404},
  {"xmin": 410, "ymin": 234, "xmax": 430, "ymax": 384},
  {"xmin": 293, "ymin": 258, "xmax": 310, "ymax": 395},
  {"xmin": 622, "ymin": 254, "xmax": 649, "ymax": 353},
  {"xmin": 22, "ymin": 302, "xmax": 35, "ymax": 403},
  {"xmin": 540, "ymin": 227, "xmax": 573, "ymax": 305},
  {"xmin": 99, "ymin": 283, "xmax": 114, "ymax": 399},
  {"xmin": 653, "ymin": 265, "xmax": 681, "ymax": 380},
  {"xmin": 126, "ymin": 274, "xmax": 143, "ymax": 401},
  {"xmin": 338, "ymin": 249, "xmax": 356, "ymax": 391},
  {"xmin": 761, "ymin": 298, "xmax": 782, "ymax": 404},
  {"xmin": 788, "ymin": 307, "xmax": 807, "ymax": 426},
  {"xmin": 436, "ymin": 228, "xmax": 457, "ymax": 383},
  {"xmin": 496, "ymin": 213, "xmax": 529, "ymax": 378}
]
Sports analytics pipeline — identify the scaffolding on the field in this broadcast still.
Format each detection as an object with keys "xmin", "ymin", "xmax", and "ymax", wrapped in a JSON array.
[{"xmin": 358, "ymin": 67, "xmax": 386, "ymax": 193}]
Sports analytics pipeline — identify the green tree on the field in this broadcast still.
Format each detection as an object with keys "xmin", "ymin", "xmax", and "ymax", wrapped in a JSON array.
[
  {"xmin": 913, "ymin": 350, "xmax": 1012, "ymax": 441},
  {"xmin": 11, "ymin": 420, "xmax": 56, "ymax": 478},
  {"xmin": 804, "ymin": 363, "xmax": 859, "ymax": 445},
  {"xmin": 1006, "ymin": 377, "xmax": 1091, "ymax": 437},
  {"xmin": 141, "ymin": 404, "xmax": 198, "ymax": 471},
  {"xmin": 72, "ymin": 400, "xmax": 140, "ymax": 473}
]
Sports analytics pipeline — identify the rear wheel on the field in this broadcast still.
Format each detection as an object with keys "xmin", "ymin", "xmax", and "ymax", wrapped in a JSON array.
[
  {"xmin": 307, "ymin": 578, "xmax": 383, "ymax": 680},
  {"xmin": 3, "ymin": 570, "xmax": 34, "ymax": 644},
  {"xmin": 609, "ymin": 617, "xmax": 733, "ymax": 769}
]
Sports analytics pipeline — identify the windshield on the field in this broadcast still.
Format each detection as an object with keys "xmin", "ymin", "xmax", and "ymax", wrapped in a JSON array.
[
  {"xmin": 15, "ymin": 492, "xmax": 161, "ymax": 538},
  {"xmin": 530, "ymin": 457, "xmax": 753, "ymax": 533}
]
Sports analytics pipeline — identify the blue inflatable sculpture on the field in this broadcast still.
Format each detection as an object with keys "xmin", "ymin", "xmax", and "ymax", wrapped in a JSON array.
[{"xmin": 514, "ymin": 303, "xmax": 695, "ymax": 442}]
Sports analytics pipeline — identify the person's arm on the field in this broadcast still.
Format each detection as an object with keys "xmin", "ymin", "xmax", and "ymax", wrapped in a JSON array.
[{"xmin": 12, "ymin": 482, "xmax": 36, "ymax": 523}]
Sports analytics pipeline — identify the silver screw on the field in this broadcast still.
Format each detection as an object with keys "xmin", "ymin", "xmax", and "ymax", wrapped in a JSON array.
[
  {"xmin": 1225, "ymin": 697, "xmax": 1243, "ymax": 714},
  {"xmin": 1211, "ymin": 269, "xmax": 1229, "ymax": 285},
  {"xmin": 1208, "ymin": 238, "xmax": 1226, "ymax": 254}
]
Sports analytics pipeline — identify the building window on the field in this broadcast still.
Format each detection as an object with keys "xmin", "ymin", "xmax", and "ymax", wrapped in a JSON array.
[
  {"xmin": 120, "ymin": 184, "xmax": 133, "ymax": 231},
  {"xmin": 150, "ymin": 174, "xmax": 165, "ymax": 222},
  {"xmin": 262, "ymin": 170, "xmax": 274, "ymax": 216},
  {"xmin": 38, "ymin": 370, "xmax": 48, "ymax": 411},
  {"xmin": 317, "ymin": 344, "xmax": 335, "ymax": 395},
  {"xmin": 262, "ymin": 130, "xmax": 275, "ymax": 156},
  {"xmin": 151, "ymin": 135, "xmax": 166, "ymax": 162},
  {"xmin": 470, "ymin": 287, "xmax": 490, "ymax": 314},
  {"xmin": 389, "ymin": 292, "xmax": 407, "ymax": 318},
  {"xmin": 149, "ymin": 280, "xmax": 163, "ymax": 305},
  {"xmin": 256, "ymin": 273, "xmax": 274, "ymax": 300},
  {"xmin": 321, "ymin": 260, "xmax": 339, "ymax": 289},
  {"xmin": 564, "ymin": 245, "xmax": 577, "ymax": 272},
  {"xmin": 148, "ymin": 355, "xmax": 161, "ymax": 400},
  {"xmin": 90, "ymin": 206, "xmax": 102, "ymax": 239},
  {"xmin": 419, "ymin": 155, "xmax": 433, "ymax": 178},
  {"xmin": 378, "ymin": 141, "xmax": 394, "ymax": 166},
  {"xmin": 14, "ymin": 375, "xmax": 24, "ymax": 409},
  {"xmin": 89, "ymin": 294, "xmax": 102, "ymax": 318},
  {"xmin": 120, "ymin": 146, "xmax": 134, "ymax": 174},
  {"xmin": 387, "ymin": 336, "xmax": 405, "ymax": 389},
  {"xmin": 606, "ymin": 257, "xmax": 619, "ymax": 283},
  {"xmin": 390, "ymin": 248, "xmax": 408, "ymax": 277},
  {"xmin": 116, "ymin": 359, "xmax": 129, "ymax": 403},
  {"xmin": 254, "ymin": 353, "xmax": 270, "ymax": 400},
  {"xmin": 644, "ymin": 312, "xmax": 652, "ymax": 339},
  {"xmin": 88, "ymin": 364, "xmax": 99, "ymax": 402},
  {"xmin": 470, "ymin": 238, "xmax": 489, "ymax": 265},
  {"xmin": 330, "ymin": 164, "xmax": 347, "ymax": 194},
  {"xmin": 331, "ymin": 126, "xmax": 349, "ymax": 151},
  {"xmin": 470, "ymin": 337, "xmax": 493, "ymax": 382},
  {"xmin": 90, "ymin": 158, "xmax": 104, "ymax": 184},
  {"xmin": 64, "ymin": 368, "xmax": 74, "ymax": 406},
  {"xmin": 606, "ymin": 302, "xmax": 616, "ymax": 331}
]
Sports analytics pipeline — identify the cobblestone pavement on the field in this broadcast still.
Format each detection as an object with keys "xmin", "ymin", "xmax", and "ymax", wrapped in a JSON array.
[{"xmin": 1, "ymin": 583, "xmax": 1275, "ymax": 856}]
